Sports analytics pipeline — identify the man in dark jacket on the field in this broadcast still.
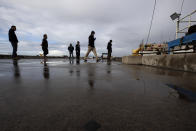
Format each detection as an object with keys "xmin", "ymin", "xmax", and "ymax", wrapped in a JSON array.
[
  {"xmin": 107, "ymin": 40, "xmax": 112, "ymax": 60},
  {"xmin": 84, "ymin": 31, "xmax": 99, "ymax": 62},
  {"xmin": 41, "ymin": 34, "xmax": 48, "ymax": 60},
  {"xmin": 75, "ymin": 41, "xmax": 80, "ymax": 59},
  {"xmin": 68, "ymin": 43, "xmax": 74, "ymax": 59},
  {"xmin": 8, "ymin": 25, "xmax": 18, "ymax": 58}
]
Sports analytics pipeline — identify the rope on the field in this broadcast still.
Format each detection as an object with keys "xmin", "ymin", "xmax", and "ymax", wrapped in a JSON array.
[
  {"xmin": 145, "ymin": 0, "xmax": 157, "ymax": 45},
  {"xmin": 180, "ymin": 0, "xmax": 185, "ymax": 15}
]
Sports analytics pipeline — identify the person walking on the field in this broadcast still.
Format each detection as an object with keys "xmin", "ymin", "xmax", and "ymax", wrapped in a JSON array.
[
  {"xmin": 84, "ymin": 31, "xmax": 99, "ymax": 62},
  {"xmin": 75, "ymin": 41, "xmax": 80, "ymax": 59},
  {"xmin": 41, "ymin": 34, "xmax": 48, "ymax": 60},
  {"xmin": 68, "ymin": 43, "xmax": 74, "ymax": 59},
  {"xmin": 107, "ymin": 40, "xmax": 112, "ymax": 60},
  {"xmin": 8, "ymin": 25, "xmax": 18, "ymax": 59}
]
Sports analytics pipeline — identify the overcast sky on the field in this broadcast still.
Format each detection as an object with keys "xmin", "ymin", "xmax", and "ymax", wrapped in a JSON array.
[{"xmin": 0, "ymin": 0, "xmax": 195, "ymax": 56}]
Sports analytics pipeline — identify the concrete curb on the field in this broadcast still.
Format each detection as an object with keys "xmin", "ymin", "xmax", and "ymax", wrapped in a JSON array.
[{"xmin": 122, "ymin": 53, "xmax": 196, "ymax": 72}]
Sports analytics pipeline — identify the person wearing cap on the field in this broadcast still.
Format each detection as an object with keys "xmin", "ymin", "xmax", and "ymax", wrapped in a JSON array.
[
  {"xmin": 8, "ymin": 25, "xmax": 18, "ymax": 59},
  {"xmin": 84, "ymin": 31, "xmax": 99, "ymax": 62}
]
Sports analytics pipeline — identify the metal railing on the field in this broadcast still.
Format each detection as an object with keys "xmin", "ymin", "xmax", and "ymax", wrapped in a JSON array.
[{"xmin": 176, "ymin": 10, "xmax": 196, "ymax": 39}]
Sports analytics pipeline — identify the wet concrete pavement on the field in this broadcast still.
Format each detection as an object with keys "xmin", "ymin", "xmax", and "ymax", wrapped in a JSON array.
[{"xmin": 0, "ymin": 59, "xmax": 196, "ymax": 131}]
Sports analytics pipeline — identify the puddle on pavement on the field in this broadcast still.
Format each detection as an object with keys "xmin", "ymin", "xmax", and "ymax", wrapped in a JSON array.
[{"xmin": 166, "ymin": 84, "xmax": 196, "ymax": 102}]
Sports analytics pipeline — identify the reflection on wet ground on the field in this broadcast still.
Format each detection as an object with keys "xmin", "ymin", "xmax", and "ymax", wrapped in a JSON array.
[
  {"xmin": 13, "ymin": 59, "xmax": 20, "ymax": 78},
  {"xmin": 167, "ymin": 84, "xmax": 196, "ymax": 102},
  {"xmin": 42, "ymin": 61, "xmax": 50, "ymax": 79},
  {"xmin": 0, "ymin": 59, "xmax": 196, "ymax": 131}
]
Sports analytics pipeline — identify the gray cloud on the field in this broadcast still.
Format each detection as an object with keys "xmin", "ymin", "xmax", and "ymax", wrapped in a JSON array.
[{"xmin": 0, "ymin": 0, "xmax": 195, "ymax": 56}]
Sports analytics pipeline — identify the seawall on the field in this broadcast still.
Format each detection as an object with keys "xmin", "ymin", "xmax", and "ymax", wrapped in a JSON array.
[{"xmin": 122, "ymin": 53, "xmax": 196, "ymax": 72}]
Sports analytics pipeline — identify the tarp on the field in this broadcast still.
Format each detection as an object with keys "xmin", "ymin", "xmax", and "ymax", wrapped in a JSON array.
[{"xmin": 168, "ymin": 32, "xmax": 196, "ymax": 49}]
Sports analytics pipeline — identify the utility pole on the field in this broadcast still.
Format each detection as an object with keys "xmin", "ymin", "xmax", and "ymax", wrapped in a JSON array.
[{"xmin": 176, "ymin": 18, "xmax": 180, "ymax": 39}]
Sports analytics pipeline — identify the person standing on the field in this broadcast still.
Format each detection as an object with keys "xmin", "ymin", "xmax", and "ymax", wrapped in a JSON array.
[
  {"xmin": 8, "ymin": 25, "xmax": 18, "ymax": 59},
  {"xmin": 75, "ymin": 41, "xmax": 80, "ymax": 59},
  {"xmin": 41, "ymin": 34, "xmax": 48, "ymax": 60},
  {"xmin": 68, "ymin": 43, "xmax": 74, "ymax": 59},
  {"xmin": 84, "ymin": 31, "xmax": 99, "ymax": 62},
  {"xmin": 107, "ymin": 40, "xmax": 112, "ymax": 60}
]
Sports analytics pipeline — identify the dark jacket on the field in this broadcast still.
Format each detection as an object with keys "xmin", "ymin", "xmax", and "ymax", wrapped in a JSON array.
[
  {"xmin": 8, "ymin": 29, "xmax": 18, "ymax": 43},
  {"xmin": 68, "ymin": 45, "xmax": 74, "ymax": 52},
  {"xmin": 107, "ymin": 42, "xmax": 112, "ymax": 51},
  {"xmin": 42, "ymin": 39, "xmax": 48, "ymax": 48},
  {"xmin": 88, "ymin": 35, "xmax": 96, "ymax": 47},
  {"xmin": 75, "ymin": 44, "xmax": 80, "ymax": 52},
  {"xmin": 42, "ymin": 39, "xmax": 48, "ymax": 55}
]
